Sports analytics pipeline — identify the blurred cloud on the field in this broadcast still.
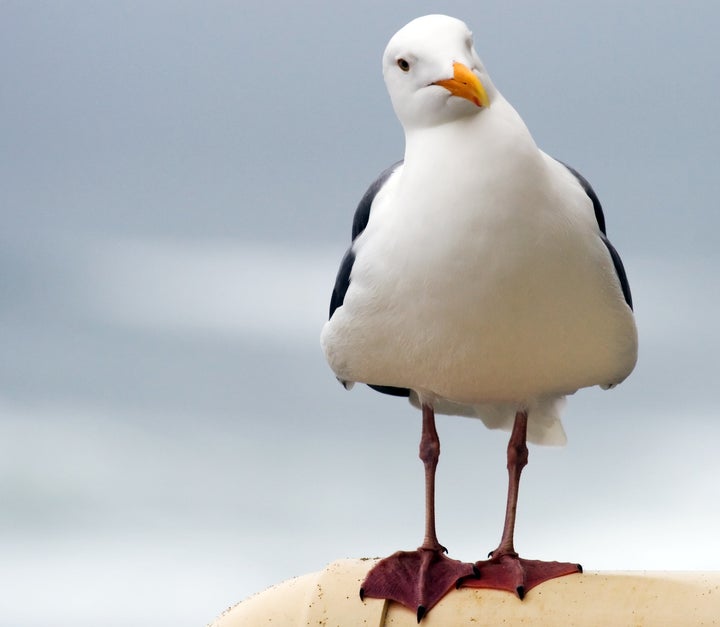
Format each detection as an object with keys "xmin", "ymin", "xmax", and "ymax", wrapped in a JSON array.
[
  {"xmin": 629, "ymin": 254, "xmax": 719, "ymax": 346},
  {"xmin": 84, "ymin": 238, "xmax": 342, "ymax": 345}
]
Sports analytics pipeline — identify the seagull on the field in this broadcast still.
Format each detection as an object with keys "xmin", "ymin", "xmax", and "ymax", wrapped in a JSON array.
[{"xmin": 321, "ymin": 14, "xmax": 637, "ymax": 621}]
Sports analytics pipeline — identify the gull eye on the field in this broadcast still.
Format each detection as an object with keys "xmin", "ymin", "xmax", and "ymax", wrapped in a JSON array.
[{"xmin": 397, "ymin": 58, "xmax": 410, "ymax": 72}]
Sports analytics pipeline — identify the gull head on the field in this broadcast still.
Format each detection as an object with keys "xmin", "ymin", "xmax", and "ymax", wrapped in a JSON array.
[{"xmin": 382, "ymin": 15, "xmax": 494, "ymax": 130}]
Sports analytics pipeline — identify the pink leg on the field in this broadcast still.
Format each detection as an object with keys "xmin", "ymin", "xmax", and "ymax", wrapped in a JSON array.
[
  {"xmin": 462, "ymin": 410, "xmax": 582, "ymax": 598},
  {"xmin": 419, "ymin": 402, "xmax": 443, "ymax": 552},
  {"xmin": 361, "ymin": 404, "xmax": 475, "ymax": 621},
  {"xmin": 495, "ymin": 408, "xmax": 529, "ymax": 557}
]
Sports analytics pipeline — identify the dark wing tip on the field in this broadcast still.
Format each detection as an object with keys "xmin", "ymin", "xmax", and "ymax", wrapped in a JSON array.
[{"xmin": 368, "ymin": 384, "xmax": 411, "ymax": 397}]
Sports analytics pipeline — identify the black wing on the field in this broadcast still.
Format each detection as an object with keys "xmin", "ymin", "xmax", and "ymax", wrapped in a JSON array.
[
  {"xmin": 328, "ymin": 160, "xmax": 410, "ymax": 398},
  {"xmin": 560, "ymin": 161, "xmax": 633, "ymax": 310},
  {"xmin": 328, "ymin": 248, "xmax": 355, "ymax": 321},
  {"xmin": 561, "ymin": 162, "xmax": 606, "ymax": 235},
  {"xmin": 352, "ymin": 160, "xmax": 404, "ymax": 240},
  {"xmin": 328, "ymin": 160, "xmax": 403, "ymax": 320},
  {"xmin": 600, "ymin": 234, "xmax": 633, "ymax": 310}
]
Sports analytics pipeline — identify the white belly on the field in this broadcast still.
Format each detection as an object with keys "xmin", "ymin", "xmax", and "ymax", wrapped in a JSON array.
[{"xmin": 321, "ymin": 159, "xmax": 637, "ymax": 405}]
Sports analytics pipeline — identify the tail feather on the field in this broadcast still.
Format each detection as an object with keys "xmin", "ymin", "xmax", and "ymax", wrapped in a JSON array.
[{"xmin": 410, "ymin": 393, "xmax": 567, "ymax": 446}]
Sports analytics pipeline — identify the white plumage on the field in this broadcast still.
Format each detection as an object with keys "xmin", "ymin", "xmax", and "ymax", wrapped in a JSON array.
[{"xmin": 321, "ymin": 14, "xmax": 637, "ymax": 445}]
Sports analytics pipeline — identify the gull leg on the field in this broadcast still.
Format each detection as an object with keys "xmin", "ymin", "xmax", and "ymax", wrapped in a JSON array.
[
  {"xmin": 495, "ymin": 408, "xmax": 529, "ymax": 558},
  {"xmin": 462, "ymin": 410, "xmax": 582, "ymax": 598},
  {"xmin": 361, "ymin": 403, "xmax": 475, "ymax": 621},
  {"xmin": 419, "ymin": 401, "xmax": 444, "ymax": 553}
]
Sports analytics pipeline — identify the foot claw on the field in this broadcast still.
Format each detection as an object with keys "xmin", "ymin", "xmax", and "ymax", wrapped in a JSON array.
[{"xmin": 416, "ymin": 606, "xmax": 426, "ymax": 622}]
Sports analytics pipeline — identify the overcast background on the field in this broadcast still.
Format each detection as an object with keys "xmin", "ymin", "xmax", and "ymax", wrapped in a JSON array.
[{"xmin": 2, "ymin": 1, "xmax": 719, "ymax": 626}]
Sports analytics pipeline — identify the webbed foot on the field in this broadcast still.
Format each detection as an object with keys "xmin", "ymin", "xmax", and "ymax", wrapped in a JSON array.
[
  {"xmin": 461, "ymin": 552, "xmax": 582, "ymax": 598},
  {"xmin": 361, "ymin": 547, "xmax": 477, "ymax": 621}
]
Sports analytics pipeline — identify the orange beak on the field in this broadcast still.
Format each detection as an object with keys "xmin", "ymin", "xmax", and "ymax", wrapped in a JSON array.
[{"xmin": 433, "ymin": 62, "xmax": 489, "ymax": 108}]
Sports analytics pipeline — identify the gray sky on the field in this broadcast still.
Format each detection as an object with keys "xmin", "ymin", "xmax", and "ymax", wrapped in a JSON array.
[{"xmin": 2, "ymin": 1, "xmax": 719, "ymax": 625}]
